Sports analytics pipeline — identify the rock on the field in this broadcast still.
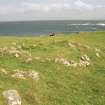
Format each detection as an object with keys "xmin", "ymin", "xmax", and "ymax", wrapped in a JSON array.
[
  {"xmin": 80, "ymin": 55, "xmax": 90, "ymax": 61},
  {"xmin": 68, "ymin": 42, "xmax": 75, "ymax": 48},
  {"xmin": 79, "ymin": 60, "xmax": 90, "ymax": 67},
  {"xmin": 3, "ymin": 90, "xmax": 21, "ymax": 105},
  {"xmin": 96, "ymin": 53, "xmax": 100, "ymax": 57},
  {"xmin": 15, "ymin": 53, "xmax": 20, "ymax": 58},
  {"xmin": 25, "ymin": 58, "xmax": 33, "ymax": 63},
  {"xmin": 55, "ymin": 58, "xmax": 70, "ymax": 66},
  {"xmin": 11, "ymin": 70, "xmax": 40, "ymax": 81},
  {"xmin": 12, "ymin": 71, "xmax": 26, "ymax": 79},
  {"xmin": 79, "ymin": 55, "xmax": 90, "ymax": 67},
  {"xmin": 69, "ymin": 60, "xmax": 78, "ymax": 67},
  {"xmin": 0, "ymin": 68, "xmax": 8, "ymax": 74},
  {"xmin": 95, "ymin": 48, "xmax": 101, "ymax": 52},
  {"xmin": 28, "ymin": 71, "xmax": 39, "ymax": 81}
]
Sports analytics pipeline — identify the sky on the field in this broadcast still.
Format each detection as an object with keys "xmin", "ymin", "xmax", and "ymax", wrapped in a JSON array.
[{"xmin": 0, "ymin": 0, "xmax": 105, "ymax": 21}]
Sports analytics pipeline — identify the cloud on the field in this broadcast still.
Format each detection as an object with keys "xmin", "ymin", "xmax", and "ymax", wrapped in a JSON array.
[
  {"xmin": 74, "ymin": 0, "xmax": 93, "ymax": 9},
  {"xmin": 0, "ymin": 0, "xmax": 105, "ymax": 21}
]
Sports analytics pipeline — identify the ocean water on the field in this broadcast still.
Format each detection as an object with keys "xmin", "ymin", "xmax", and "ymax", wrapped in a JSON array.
[{"xmin": 0, "ymin": 20, "xmax": 105, "ymax": 36}]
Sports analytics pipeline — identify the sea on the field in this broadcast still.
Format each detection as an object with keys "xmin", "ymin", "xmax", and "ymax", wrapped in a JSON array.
[{"xmin": 0, "ymin": 20, "xmax": 105, "ymax": 36}]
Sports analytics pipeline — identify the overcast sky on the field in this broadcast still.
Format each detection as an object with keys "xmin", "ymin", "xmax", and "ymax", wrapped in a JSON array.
[{"xmin": 0, "ymin": 0, "xmax": 105, "ymax": 21}]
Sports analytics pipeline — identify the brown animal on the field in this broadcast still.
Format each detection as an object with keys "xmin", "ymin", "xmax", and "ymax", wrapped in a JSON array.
[{"xmin": 49, "ymin": 32, "xmax": 55, "ymax": 36}]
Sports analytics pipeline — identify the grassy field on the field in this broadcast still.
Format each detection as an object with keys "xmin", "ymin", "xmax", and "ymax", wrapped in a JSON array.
[{"xmin": 0, "ymin": 32, "xmax": 105, "ymax": 105}]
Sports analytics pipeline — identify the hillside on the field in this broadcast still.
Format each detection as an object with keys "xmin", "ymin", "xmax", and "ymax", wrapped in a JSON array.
[{"xmin": 0, "ymin": 32, "xmax": 105, "ymax": 105}]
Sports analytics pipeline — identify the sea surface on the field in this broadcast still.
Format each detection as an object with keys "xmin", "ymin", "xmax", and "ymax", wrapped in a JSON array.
[{"xmin": 0, "ymin": 20, "xmax": 105, "ymax": 36}]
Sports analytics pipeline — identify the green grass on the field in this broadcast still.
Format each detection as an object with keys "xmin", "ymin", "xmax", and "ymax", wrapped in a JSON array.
[{"xmin": 0, "ymin": 31, "xmax": 105, "ymax": 105}]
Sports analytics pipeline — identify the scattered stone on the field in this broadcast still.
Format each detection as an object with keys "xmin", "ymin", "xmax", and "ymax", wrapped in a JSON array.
[
  {"xmin": 69, "ymin": 60, "xmax": 78, "ymax": 67},
  {"xmin": 95, "ymin": 48, "xmax": 101, "ymax": 52},
  {"xmin": 68, "ymin": 42, "xmax": 75, "ymax": 48},
  {"xmin": 96, "ymin": 53, "xmax": 100, "ymax": 57},
  {"xmin": 15, "ymin": 53, "xmax": 20, "ymax": 58},
  {"xmin": 55, "ymin": 57, "xmax": 91, "ymax": 67},
  {"xmin": 68, "ymin": 42, "xmax": 91, "ymax": 50},
  {"xmin": 25, "ymin": 58, "xmax": 33, "ymax": 63},
  {"xmin": 0, "ymin": 68, "xmax": 8, "ymax": 74},
  {"xmin": 3, "ymin": 90, "xmax": 21, "ymax": 105},
  {"xmin": 11, "ymin": 70, "xmax": 40, "ymax": 81},
  {"xmin": 12, "ymin": 71, "xmax": 26, "ymax": 79},
  {"xmin": 80, "ymin": 55, "xmax": 90, "ymax": 61},
  {"xmin": 55, "ymin": 58, "xmax": 70, "ymax": 66},
  {"xmin": 79, "ymin": 60, "xmax": 90, "ymax": 67},
  {"xmin": 79, "ymin": 55, "xmax": 90, "ymax": 67},
  {"xmin": 28, "ymin": 71, "xmax": 39, "ymax": 81}
]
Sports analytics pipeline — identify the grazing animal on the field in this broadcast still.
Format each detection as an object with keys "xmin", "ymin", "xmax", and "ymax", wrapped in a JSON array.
[{"xmin": 49, "ymin": 32, "xmax": 55, "ymax": 36}]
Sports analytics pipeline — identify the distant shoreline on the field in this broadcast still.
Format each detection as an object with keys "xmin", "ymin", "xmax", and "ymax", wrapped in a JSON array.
[{"xmin": 0, "ymin": 31, "xmax": 105, "ymax": 37}]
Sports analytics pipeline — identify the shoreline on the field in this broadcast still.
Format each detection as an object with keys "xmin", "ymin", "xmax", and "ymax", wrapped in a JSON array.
[{"xmin": 0, "ymin": 31, "xmax": 105, "ymax": 37}]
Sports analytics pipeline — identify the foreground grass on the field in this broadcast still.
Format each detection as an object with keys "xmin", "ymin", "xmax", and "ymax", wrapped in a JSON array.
[{"xmin": 0, "ymin": 32, "xmax": 105, "ymax": 105}]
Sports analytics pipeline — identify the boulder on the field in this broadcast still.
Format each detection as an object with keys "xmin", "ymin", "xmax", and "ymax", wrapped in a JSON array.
[{"xmin": 3, "ymin": 90, "xmax": 21, "ymax": 105}]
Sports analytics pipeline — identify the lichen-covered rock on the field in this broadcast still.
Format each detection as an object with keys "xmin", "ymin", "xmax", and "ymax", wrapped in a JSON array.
[{"xmin": 3, "ymin": 90, "xmax": 21, "ymax": 105}]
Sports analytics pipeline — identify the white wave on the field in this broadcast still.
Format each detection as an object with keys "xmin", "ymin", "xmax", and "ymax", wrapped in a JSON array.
[
  {"xmin": 67, "ymin": 23, "xmax": 105, "ymax": 26},
  {"xmin": 97, "ymin": 24, "xmax": 105, "ymax": 26}
]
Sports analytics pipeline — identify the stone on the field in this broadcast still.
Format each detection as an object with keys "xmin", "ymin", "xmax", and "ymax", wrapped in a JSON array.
[
  {"xmin": 79, "ymin": 60, "xmax": 90, "ymax": 67},
  {"xmin": 15, "ymin": 53, "xmax": 19, "ymax": 58},
  {"xmin": 78, "ymin": 55, "xmax": 90, "ymax": 67},
  {"xmin": 12, "ymin": 71, "xmax": 26, "ymax": 79},
  {"xmin": 68, "ymin": 42, "xmax": 75, "ymax": 48},
  {"xmin": 69, "ymin": 60, "xmax": 78, "ymax": 67},
  {"xmin": 3, "ymin": 90, "xmax": 21, "ymax": 105},
  {"xmin": 95, "ymin": 48, "xmax": 101, "ymax": 52},
  {"xmin": 96, "ymin": 53, "xmax": 100, "ymax": 57},
  {"xmin": 25, "ymin": 58, "xmax": 33, "ymax": 63},
  {"xmin": 80, "ymin": 55, "xmax": 90, "ymax": 61},
  {"xmin": 55, "ymin": 58, "xmax": 70, "ymax": 66},
  {"xmin": 0, "ymin": 68, "xmax": 8, "ymax": 74},
  {"xmin": 28, "ymin": 71, "xmax": 39, "ymax": 81}
]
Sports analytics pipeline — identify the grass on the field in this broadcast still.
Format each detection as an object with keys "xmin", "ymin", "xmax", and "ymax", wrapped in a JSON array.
[{"xmin": 0, "ymin": 31, "xmax": 105, "ymax": 105}]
